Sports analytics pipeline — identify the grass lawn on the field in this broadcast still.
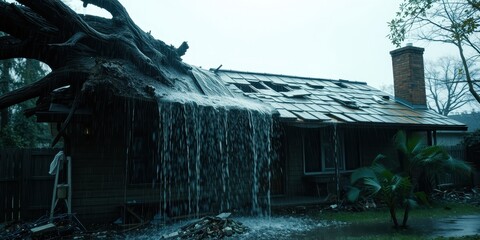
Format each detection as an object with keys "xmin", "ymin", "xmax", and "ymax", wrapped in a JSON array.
[
  {"xmin": 316, "ymin": 202, "xmax": 480, "ymax": 223},
  {"xmin": 309, "ymin": 203, "xmax": 480, "ymax": 240}
]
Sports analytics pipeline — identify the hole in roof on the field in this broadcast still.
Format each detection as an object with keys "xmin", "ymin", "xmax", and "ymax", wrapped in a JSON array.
[
  {"xmin": 335, "ymin": 82, "xmax": 348, "ymax": 88},
  {"xmin": 287, "ymin": 84, "xmax": 302, "ymax": 89},
  {"xmin": 331, "ymin": 96, "xmax": 360, "ymax": 109},
  {"xmin": 264, "ymin": 82, "xmax": 289, "ymax": 92},
  {"xmin": 382, "ymin": 95, "xmax": 390, "ymax": 100},
  {"xmin": 283, "ymin": 90, "xmax": 310, "ymax": 98},
  {"xmin": 372, "ymin": 96, "xmax": 389, "ymax": 104},
  {"xmin": 306, "ymin": 82, "xmax": 324, "ymax": 89},
  {"xmin": 250, "ymin": 81, "xmax": 268, "ymax": 90},
  {"xmin": 233, "ymin": 83, "xmax": 257, "ymax": 93}
]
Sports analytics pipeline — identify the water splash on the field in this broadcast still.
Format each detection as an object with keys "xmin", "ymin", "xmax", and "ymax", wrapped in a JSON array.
[{"xmin": 124, "ymin": 216, "xmax": 332, "ymax": 240}]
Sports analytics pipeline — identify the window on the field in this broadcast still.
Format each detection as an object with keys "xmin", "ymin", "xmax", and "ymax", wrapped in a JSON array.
[
  {"xmin": 303, "ymin": 128, "xmax": 345, "ymax": 174},
  {"xmin": 304, "ymin": 130, "xmax": 321, "ymax": 173},
  {"xmin": 344, "ymin": 130, "xmax": 361, "ymax": 170}
]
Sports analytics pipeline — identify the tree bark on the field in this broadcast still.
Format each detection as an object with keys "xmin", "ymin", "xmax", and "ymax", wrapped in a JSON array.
[
  {"xmin": 402, "ymin": 203, "xmax": 410, "ymax": 228},
  {"xmin": 389, "ymin": 204, "xmax": 399, "ymax": 228},
  {"xmin": 457, "ymin": 35, "xmax": 480, "ymax": 104},
  {"xmin": 0, "ymin": 59, "xmax": 12, "ymax": 129}
]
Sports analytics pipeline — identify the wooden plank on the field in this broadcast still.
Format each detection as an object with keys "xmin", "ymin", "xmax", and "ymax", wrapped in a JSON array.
[{"xmin": 0, "ymin": 149, "xmax": 21, "ymax": 222}]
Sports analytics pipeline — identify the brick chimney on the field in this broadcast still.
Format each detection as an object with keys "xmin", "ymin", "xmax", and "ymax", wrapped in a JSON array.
[{"xmin": 390, "ymin": 44, "xmax": 427, "ymax": 108}]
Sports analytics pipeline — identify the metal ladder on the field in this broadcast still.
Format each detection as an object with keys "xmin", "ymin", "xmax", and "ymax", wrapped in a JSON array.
[{"xmin": 50, "ymin": 155, "xmax": 72, "ymax": 219}]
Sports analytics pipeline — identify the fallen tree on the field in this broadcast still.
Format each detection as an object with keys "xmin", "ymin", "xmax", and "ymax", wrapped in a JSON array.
[
  {"xmin": 0, "ymin": 0, "xmax": 196, "ymax": 145},
  {"xmin": 0, "ymin": 0, "xmax": 191, "ymax": 110}
]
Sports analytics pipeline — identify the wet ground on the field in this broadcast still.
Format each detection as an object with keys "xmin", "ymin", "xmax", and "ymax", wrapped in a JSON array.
[
  {"xmin": 124, "ymin": 214, "xmax": 480, "ymax": 239},
  {"xmin": 281, "ymin": 215, "xmax": 480, "ymax": 240}
]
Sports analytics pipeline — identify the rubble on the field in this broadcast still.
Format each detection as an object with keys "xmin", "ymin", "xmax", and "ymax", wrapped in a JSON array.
[
  {"xmin": 0, "ymin": 213, "xmax": 85, "ymax": 240},
  {"xmin": 431, "ymin": 186, "xmax": 480, "ymax": 205},
  {"xmin": 162, "ymin": 213, "xmax": 249, "ymax": 239}
]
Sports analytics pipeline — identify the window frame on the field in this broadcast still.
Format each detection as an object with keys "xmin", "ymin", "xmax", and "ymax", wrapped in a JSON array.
[{"xmin": 302, "ymin": 127, "xmax": 345, "ymax": 175}]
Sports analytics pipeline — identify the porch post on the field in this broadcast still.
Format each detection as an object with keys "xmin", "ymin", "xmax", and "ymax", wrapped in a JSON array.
[{"xmin": 333, "ymin": 124, "xmax": 340, "ymax": 203}]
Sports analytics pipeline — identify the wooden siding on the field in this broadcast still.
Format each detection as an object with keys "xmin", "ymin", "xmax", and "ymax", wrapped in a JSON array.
[
  {"xmin": 68, "ymin": 97, "xmax": 162, "ymax": 223},
  {"xmin": 285, "ymin": 126, "xmax": 306, "ymax": 196},
  {"xmin": 0, "ymin": 148, "xmax": 57, "ymax": 223}
]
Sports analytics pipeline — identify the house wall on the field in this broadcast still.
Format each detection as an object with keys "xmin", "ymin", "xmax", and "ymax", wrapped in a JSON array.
[
  {"xmin": 436, "ymin": 131, "xmax": 465, "ymax": 146},
  {"xmin": 282, "ymin": 125, "xmax": 399, "ymax": 197},
  {"xmin": 68, "ymin": 97, "xmax": 274, "ymax": 223},
  {"xmin": 284, "ymin": 126, "xmax": 306, "ymax": 196},
  {"xmin": 357, "ymin": 128, "xmax": 398, "ymax": 166},
  {"xmin": 69, "ymin": 98, "xmax": 162, "ymax": 223}
]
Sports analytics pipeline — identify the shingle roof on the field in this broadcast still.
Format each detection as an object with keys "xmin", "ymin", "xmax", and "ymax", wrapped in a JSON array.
[
  {"xmin": 449, "ymin": 112, "xmax": 480, "ymax": 132},
  {"xmin": 214, "ymin": 69, "xmax": 466, "ymax": 130}
]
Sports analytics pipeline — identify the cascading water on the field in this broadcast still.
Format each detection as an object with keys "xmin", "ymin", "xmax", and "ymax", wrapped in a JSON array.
[{"xmin": 153, "ymin": 67, "xmax": 275, "ymax": 220}]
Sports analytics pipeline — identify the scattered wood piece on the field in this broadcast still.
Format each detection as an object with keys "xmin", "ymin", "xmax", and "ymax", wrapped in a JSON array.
[
  {"xmin": 30, "ymin": 223, "xmax": 56, "ymax": 236},
  {"xmin": 162, "ymin": 213, "xmax": 248, "ymax": 239}
]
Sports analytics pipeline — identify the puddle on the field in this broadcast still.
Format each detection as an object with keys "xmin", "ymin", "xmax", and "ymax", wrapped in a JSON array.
[
  {"xmin": 420, "ymin": 215, "xmax": 480, "ymax": 238},
  {"xmin": 289, "ymin": 215, "xmax": 480, "ymax": 239}
]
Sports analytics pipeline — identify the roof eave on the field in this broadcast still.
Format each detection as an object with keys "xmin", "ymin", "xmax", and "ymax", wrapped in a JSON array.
[{"xmin": 277, "ymin": 118, "xmax": 467, "ymax": 131}]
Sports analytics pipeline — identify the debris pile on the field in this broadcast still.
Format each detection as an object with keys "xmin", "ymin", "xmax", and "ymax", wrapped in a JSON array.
[
  {"xmin": 432, "ymin": 186, "xmax": 480, "ymax": 204},
  {"xmin": 162, "ymin": 213, "xmax": 248, "ymax": 239},
  {"xmin": 0, "ymin": 214, "xmax": 86, "ymax": 240}
]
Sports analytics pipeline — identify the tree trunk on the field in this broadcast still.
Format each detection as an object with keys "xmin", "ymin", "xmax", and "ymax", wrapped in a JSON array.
[
  {"xmin": 402, "ymin": 203, "xmax": 410, "ymax": 228},
  {"xmin": 0, "ymin": 59, "xmax": 12, "ymax": 129},
  {"xmin": 457, "ymin": 40, "xmax": 480, "ymax": 104},
  {"xmin": 389, "ymin": 204, "xmax": 399, "ymax": 228}
]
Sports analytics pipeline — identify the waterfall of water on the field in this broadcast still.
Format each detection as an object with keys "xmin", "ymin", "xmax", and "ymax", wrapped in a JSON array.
[{"xmin": 155, "ymin": 92, "xmax": 274, "ymax": 218}]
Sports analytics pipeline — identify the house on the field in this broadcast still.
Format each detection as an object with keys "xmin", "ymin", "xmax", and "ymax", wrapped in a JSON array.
[
  {"xmin": 436, "ymin": 112, "xmax": 480, "ymax": 147},
  {"xmin": 28, "ymin": 45, "xmax": 465, "ymax": 224},
  {"xmin": 211, "ymin": 45, "xmax": 466, "ymax": 199},
  {"xmin": 441, "ymin": 112, "xmax": 480, "ymax": 185}
]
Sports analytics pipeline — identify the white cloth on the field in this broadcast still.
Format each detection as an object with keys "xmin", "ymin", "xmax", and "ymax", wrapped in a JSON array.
[{"xmin": 49, "ymin": 151, "xmax": 64, "ymax": 175}]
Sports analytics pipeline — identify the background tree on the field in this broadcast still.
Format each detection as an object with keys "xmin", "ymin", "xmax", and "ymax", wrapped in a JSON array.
[
  {"xmin": 379, "ymin": 84, "xmax": 394, "ymax": 96},
  {"xmin": 0, "ymin": 57, "xmax": 51, "ymax": 148},
  {"xmin": 389, "ymin": 0, "xmax": 480, "ymax": 104},
  {"xmin": 0, "ymin": 57, "xmax": 13, "ymax": 130},
  {"xmin": 425, "ymin": 57, "xmax": 476, "ymax": 115}
]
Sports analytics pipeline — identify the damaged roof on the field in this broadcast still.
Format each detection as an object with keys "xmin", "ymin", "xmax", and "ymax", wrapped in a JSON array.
[{"xmin": 213, "ymin": 69, "xmax": 466, "ymax": 131}]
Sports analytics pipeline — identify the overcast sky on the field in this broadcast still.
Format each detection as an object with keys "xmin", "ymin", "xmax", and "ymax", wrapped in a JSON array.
[{"xmin": 74, "ymin": 0, "xmax": 460, "ymax": 90}]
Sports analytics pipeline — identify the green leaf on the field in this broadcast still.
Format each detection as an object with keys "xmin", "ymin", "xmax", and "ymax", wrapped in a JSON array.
[
  {"xmin": 364, "ymin": 178, "xmax": 382, "ymax": 195},
  {"xmin": 394, "ymin": 130, "xmax": 408, "ymax": 154},
  {"xmin": 351, "ymin": 167, "xmax": 376, "ymax": 184},
  {"xmin": 347, "ymin": 187, "xmax": 361, "ymax": 203}
]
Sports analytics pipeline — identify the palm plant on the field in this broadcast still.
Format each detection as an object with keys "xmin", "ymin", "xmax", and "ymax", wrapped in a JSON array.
[
  {"xmin": 348, "ymin": 130, "xmax": 472, "ymax": 228},
  {"xmin": 348, "ymin": 155, "xmax": 415, "ymax": 228},
  {"xmin": 394, "ymin": 130, "xmax": 472, "ymax": 193}
]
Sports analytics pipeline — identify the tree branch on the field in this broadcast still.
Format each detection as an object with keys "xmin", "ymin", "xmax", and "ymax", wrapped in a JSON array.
[{"xmin": 0, "ymin": 59, "xmax": 93, "ymax": 110}]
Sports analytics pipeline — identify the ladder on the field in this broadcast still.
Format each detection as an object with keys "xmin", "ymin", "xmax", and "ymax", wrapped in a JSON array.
[{"xmin": 50, "ymin": 155, "xmax": 72, "ymax": 219}]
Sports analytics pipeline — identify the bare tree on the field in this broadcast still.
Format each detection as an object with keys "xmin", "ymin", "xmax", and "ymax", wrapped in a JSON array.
[
  {"xmin": 379, "ymin": 84, "xmax": 394, "ymax": 96},
  {"xmin": 389, "ymin": 0, "xmax": 480, "ymax": 104},
  {"xmin": 425, "ymin": 57, "xmax": 476, "ymax": 115}
]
